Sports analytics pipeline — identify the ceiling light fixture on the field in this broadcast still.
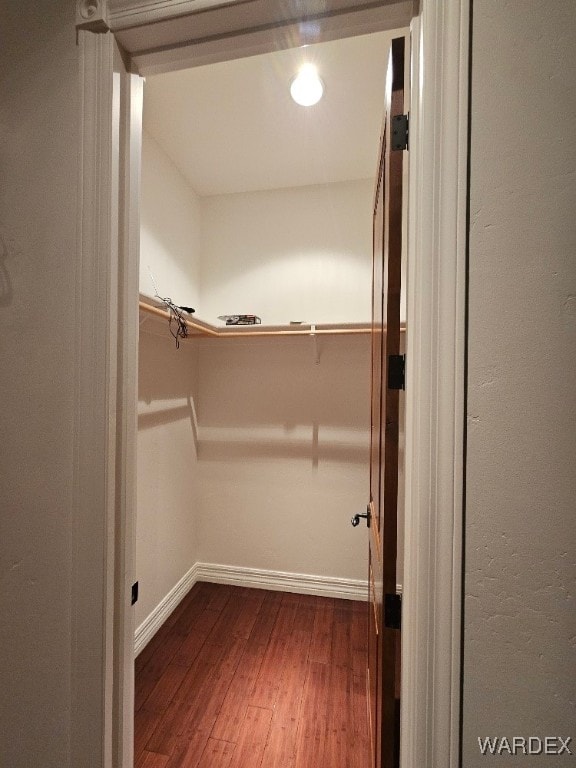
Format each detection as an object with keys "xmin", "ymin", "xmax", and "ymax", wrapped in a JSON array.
[{"xmin": 290, "ymin": 64, "xmax": 324, "ymax": 107}]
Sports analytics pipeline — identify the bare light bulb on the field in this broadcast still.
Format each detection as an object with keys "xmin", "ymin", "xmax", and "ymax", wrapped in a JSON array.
[{"xmin": 290, "ymin": 64, "xmax": 324, "ymax": 107}]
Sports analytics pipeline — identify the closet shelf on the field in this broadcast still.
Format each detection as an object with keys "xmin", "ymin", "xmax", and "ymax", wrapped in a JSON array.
[{"xmin": 138, "ymin": 296, "xmax": 377, "ymax": 339}]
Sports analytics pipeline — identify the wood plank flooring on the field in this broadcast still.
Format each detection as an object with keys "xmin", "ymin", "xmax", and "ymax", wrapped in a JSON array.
[{"xmin": 135, "ymin": 582, "xmax": 370, "ymax": 768}]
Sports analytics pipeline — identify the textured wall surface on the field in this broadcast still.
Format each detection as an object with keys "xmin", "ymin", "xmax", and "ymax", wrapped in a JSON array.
[
  {"xmin": 6, "ymin": 2, "xmax": 574, "ymax": 765},
  {"xmin": 464, "ymin": 0, "xmax": 576, "ymax": 763},
  {"xmin": 0, "ymin": 3, "xmax": 78, "ymax": 766}
]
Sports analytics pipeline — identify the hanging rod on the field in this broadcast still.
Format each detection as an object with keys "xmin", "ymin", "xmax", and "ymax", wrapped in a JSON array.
[{"xmin": 138, "ymin": 300, "xmax": 385, "ymax": 338}]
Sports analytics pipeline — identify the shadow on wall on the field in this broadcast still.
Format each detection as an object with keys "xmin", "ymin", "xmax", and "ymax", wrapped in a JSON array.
[
  {"xmin": 138, "ymin": 403, "xmax": 192, "ymax": 430},
  {"xmin": 138, "ymin": 327, "xmax": 198, "ymax": 404},
  {"xmin": 138, "ymin": 393, "xmax": 200, "ymax": 454},
  {"xmin": 198, "ymin": 433, "xmax": 403, "ymax": 467},
  {"xmin": 138, "ymin": 330, "xmax": 374, "ymax": 467},
  {"xmin": 197, "ymin": 335, "xmax": 372, "ymax": 427},
  {"xmin": 196, "ymin": 335, "xmax": 372, "ymax": 467},
  {"xmin": 197, "ymin": 427, "xmax": 370, "ymax": 465}
]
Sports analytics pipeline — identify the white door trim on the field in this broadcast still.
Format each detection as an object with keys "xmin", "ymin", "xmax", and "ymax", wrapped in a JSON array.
[
  {"xmin": 74, "ymin": 25, "xmax": 143, "ymax": 768},
  {"xmin": 74, "ymin": 1, "xmax": 469, "ymax": 765},
  {"xmin": 73, "ymin": 29, "xmax": 119, "ymax": 768},
  {"xmin": 402, "ymin": 2, "xmax": 469, "ymax": 767},
  {"xmin": 113, "ymin": 61, "xmax": 143, "ymax": 768}
]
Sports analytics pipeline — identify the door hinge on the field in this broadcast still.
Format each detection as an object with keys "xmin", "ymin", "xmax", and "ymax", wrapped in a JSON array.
[
  {"xmin": 384, "ymin": 593, "xmax": 402, "ymax": 630},
  {"xmin": 391, "ymin": 113, "xmax": 409, "ymax": 151},
  {"xmin": 387, "ymin": 354, "xmax": 405, "ymax": 390},
  {"xmin": 131, "ymin": 581, "xmax": 139, "ymax": 606}
]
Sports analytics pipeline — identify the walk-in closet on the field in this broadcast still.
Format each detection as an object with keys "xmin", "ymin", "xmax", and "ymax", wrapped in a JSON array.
[{"xmin": 134, "ymin": 28, "xmax": 406, "ymax": 768}]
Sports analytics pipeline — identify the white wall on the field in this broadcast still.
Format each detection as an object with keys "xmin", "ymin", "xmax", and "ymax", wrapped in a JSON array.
[
  {"xmin": 0, "ymin": 3, "xmax": 78, "ymax": 766},
  {"xmin": 136, "ymin": 330, "xmax": 200, "ymax": 628},
  {"xmin": 137, "ymin": 149, "xmax": 376, "ymax": 612},
  {"xmin": 139, "ymin": 133, "xmax": 374, "ymax": 328},
  {"xmin": 464, "ymin": 0, "xmax": 576, "ymax": 763},
  {"xmin": 196, "ymin": 335, "xmax": 371, "ymax": 581},
  {"xmin": 137, "ymin": 130, "xmax": 203, "ymax": 635},
  {"xmin": 140, "ymin": 130, "xmax": 202, "ymax": 307},
  {"xmin": 199, "ymin": 179, "xmax": 374, "ymax": 326}
]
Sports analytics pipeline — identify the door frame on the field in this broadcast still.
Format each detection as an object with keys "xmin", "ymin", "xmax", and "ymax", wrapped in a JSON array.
[{"xmin": 73, "ymin": 1, "xmax": 469, "ymax": 766}]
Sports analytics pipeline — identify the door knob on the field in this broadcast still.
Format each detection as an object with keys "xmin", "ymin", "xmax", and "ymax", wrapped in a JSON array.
[{"xmin": 351, "ymin": 505, "xmax": 371, "ymax": 528}]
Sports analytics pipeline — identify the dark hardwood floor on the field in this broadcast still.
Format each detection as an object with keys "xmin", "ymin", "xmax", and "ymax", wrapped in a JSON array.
[{"xmin": 135, "ymin": 582, "xmax": 370, "ymax": 768}]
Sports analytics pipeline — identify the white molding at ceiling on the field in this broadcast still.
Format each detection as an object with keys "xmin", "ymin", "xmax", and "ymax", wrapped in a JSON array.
[
  {"xmin": 137, "ymin": 10, "xmax": 411, "ymax": 75},
  {"xmin": 401, "ymin": 1, "xmax": 468, "ymax": 767},
  {"xmin": 100, "ymin": 0, "xmax": 413, "ymax": 75},
  {"xmin": 76, "ymin": 0, "xmax": 111, "ymax": 31},
  {"xmin": 107, "ymin": 0, "xmax": 408, "ymax": 30},
  {"xmin": 108, "ymin": 0, "xmax": 251, "ymax": 28}
]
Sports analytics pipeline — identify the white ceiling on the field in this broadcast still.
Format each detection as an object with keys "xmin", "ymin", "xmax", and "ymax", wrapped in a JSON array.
[{"xmin": 142, "ymin": 30, "xmax": 397, "ymax": 197}]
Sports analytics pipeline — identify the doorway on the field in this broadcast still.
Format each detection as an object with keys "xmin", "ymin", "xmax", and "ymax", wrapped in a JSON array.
[
  {"xmin": 135, "ymin": 27, "xmax": 405, "ymax": 767},
  {"xmin": 134, "ymin": 27, "xmax": 402, "ymax": 634},
  {"xmin": 74, "ymin": 2, "xmax": 468, "ymax": 766}
]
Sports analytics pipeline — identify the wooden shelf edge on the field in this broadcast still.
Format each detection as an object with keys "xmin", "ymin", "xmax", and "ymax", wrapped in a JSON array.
[{"xmin": 138, "ymin": 297, "xmax": 405, "ymax": 339}]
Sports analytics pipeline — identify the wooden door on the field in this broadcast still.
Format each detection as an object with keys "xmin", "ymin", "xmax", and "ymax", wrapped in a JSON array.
[{"xmin": 367, "ymin": 35, "xmax": 405, "ymax": 768}]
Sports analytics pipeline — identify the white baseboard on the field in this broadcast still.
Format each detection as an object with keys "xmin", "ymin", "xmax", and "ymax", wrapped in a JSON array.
[
  {"xmin": 134, "ymin": 562, "xmax": 199, "ymax": 656},
  {"xmin": 195, "ymin": 562, "xmax": 369, "ymax": 602},
  {"xmin": 134, "ymin": 562, "xmax": 404, "ymax": 656}
]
